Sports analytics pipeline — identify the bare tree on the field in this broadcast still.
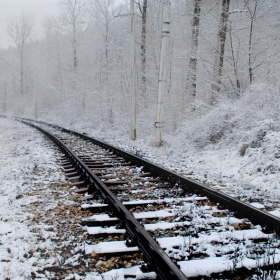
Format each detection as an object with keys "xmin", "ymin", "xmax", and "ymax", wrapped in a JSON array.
[
  {"xmin": 93, "ymin": 0, "xmax": 119, "ymax": 76},
  {"xmin": 42, "ymin": 16, "xmax": 65, "ymax": 98},
  {"xmin": 244, "ymin": 0, "xmax": 265, "ymax": 84},
  {"xmin": 91, "ymin": 0, "xmax": 122, "ymax": 124},
  {"xmin": 187, "ymin": 0, "xmax": 202, "ymax": 111},
  {"xmin": 7, "ymin": 13, "xmax": 35, "ymax": 95},
  {"xmin": 211, "ymin": 0, "xmax": 230, "ymax": 104},
  {"xmin": 58, "ymin": 0, "xmax": 90, "ymax": 69}
]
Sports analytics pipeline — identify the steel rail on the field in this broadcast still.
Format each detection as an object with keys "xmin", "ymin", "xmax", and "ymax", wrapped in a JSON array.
[
  {"xmin": 65, "ymin": 129, "xmax": 280, "ymax": 234},
  {"xmin": 20, "ymin": 118, "xmax": 280, "ymax": 235},
  {"xmin": 19, "ymin": 120, "xmax": 188, "ymax": 280}
]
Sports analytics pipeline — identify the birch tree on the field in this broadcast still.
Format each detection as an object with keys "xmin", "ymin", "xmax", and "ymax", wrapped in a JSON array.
[
  {"xmin": 211, "ymin": 0, "xmax": 230, "ymax": 105},
  {"xmin": 187, "ymin": 0, "xmax": 202, "ymax": 111},
  {"xmin": 137, "ymin": 0, "xmax": 148, "ymax": 95},
  {"xmin": 7, "ymin": 13, "xmax": 35, "ymax": 95}
]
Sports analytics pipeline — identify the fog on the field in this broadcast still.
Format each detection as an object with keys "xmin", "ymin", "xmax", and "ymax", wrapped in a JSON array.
[{"xmin": 0, "ymin": 0, "xmax": 59, "ymax": 48}]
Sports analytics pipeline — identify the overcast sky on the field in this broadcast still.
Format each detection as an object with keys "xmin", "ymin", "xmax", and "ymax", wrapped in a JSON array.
[{"xmin": 0, "ymin": 0, "xmax": 60, "ymax": 49}]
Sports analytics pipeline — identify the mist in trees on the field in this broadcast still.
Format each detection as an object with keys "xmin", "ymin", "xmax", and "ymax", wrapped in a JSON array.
[
  {"xmin": 1, "ymin": 0, "xmax": 280, "ymax": 144},
  {"xmin": 6, "ymin": 13, "xmax": 35, "ymax": 96}
]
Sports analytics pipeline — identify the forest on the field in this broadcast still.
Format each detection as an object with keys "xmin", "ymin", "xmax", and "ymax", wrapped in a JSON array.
[
  {"xmin": 0, "ymin": 0, "xmax": 280, "ymax": 147},
  {"xmin": 1, "ymin": 2, "xmax": 280, "ymax": 279}
]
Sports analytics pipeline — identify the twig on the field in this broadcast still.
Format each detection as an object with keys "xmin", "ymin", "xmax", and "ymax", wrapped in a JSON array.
[{"xmin": 238, "ymin": 159, "xmax": 256, "ymax": 173}]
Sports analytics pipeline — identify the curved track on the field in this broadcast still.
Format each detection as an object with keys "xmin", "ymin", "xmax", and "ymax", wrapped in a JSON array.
[{"xmin": 18, "ymin": 119, "xmax": 280, "ymax": 279}]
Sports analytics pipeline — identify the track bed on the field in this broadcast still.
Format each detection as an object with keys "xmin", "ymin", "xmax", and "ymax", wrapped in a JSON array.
[{"xmin": 20, "ymin": 119, "xmax": 280, "ymax": 280}]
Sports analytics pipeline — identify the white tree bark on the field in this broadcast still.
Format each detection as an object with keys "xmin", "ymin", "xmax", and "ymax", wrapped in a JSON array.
[
  {"xmin": 155, "ymin": 0, "xmax": 171, "ymax": 146},
  {"xmin": 187, "ymin": 0, "xmax": 202, "ymax": 111},
  {"xmin": 137, "ymin": 0, "xmax": 148, "ymax": 95},
  {"xmin": 211, "ymin": 0, "xmax": 230, "ymax": 104}
]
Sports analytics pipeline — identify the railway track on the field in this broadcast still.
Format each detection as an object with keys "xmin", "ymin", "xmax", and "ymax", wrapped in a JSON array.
[{"xmin": 18, "ymin": 119, "xmax": 280, "ymax": 279}]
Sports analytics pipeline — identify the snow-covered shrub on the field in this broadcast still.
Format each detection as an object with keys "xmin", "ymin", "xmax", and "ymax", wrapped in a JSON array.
[
  {"xmin": 181, "ymin": 83, "xmax": 280, "ymax": 152},
  {"xmin": 182, "ymin": 102, "xmax": 236, "ymax": 150},
  {"xmin": 239, "ymin": 83, "xmax": 280, "ymax": 122}
]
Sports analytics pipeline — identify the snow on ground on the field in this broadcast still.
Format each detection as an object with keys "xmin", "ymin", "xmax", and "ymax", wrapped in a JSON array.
[
  {"xmin": 0, "ymin": 117, "xmax": 156, "ymax": 280},
  {"xmin": 0, "ymin": 117, "xmax": 64, "ymax": 279},
  {"xmin": 0, "ymin": 118, "xmax": 95, "ymax": 279},
  {"xmin": 1, "ymin": 84, "xmax": 279, "ymax": 279},
  {"xmin": 51, "ymin": 84, "xmax": 280, "ymax": 213}
]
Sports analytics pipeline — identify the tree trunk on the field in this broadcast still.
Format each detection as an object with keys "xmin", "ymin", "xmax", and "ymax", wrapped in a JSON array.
[
  {"xmin": 248, "ymin": 2, "xmax": 258, "ymax": 85},
  {"xmin": 228, "ymin": 22, "xmax": 241, "ymax": 96},
  {"xmin": 20, "ymin": 49, "xmax": 24, "ymax": 95},
  {"xmin": 211, "ymin": 0, "xmax": 230, "ymax": 105},
  {"xmin": 248, "ymin": 17, "xmax": 253, "ymax": 84},
  {"xmin": 141, "ymin": 0, "xmax": 148, "ymax": 94},
  {"xmin": 73, "ymin": 22, "xmax": 78, "ymax": 68},
  {"xmin": 187, "ymin": 0, "xmax": 201, "ymax": 111},
  {"xmin": 34, "ymin": 67, "xmax": 37, "ymax": 120},
  {"xmin": 55, "ymin": 35, "xmax": 64, "ymax": 99},
  {"xmin": 73, "ymin": 47, "xmax": 78, "ymax": 68},
  {"xmin": 105, "ymin": 22, "xmax": 111, "ymax": 124},
  {"xmin": 3, "ymin": 80, "xmax": 7, "ymax": 113}
]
